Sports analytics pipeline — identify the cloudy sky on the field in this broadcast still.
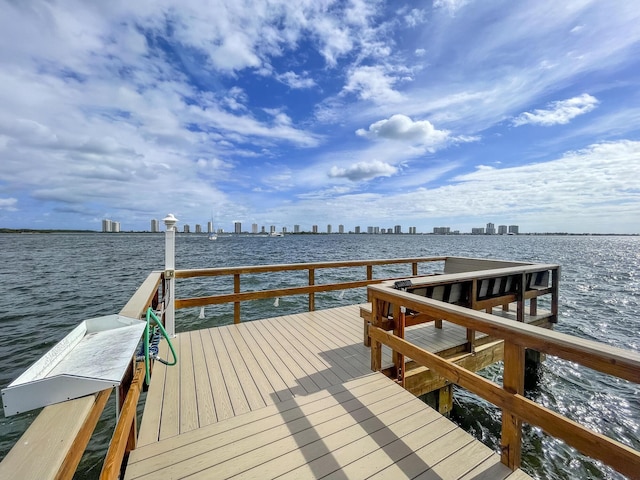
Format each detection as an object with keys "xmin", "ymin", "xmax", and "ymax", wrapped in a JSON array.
[{"xmin": 1, "ymin": 0, "xmax": 639, "ymax": 233}]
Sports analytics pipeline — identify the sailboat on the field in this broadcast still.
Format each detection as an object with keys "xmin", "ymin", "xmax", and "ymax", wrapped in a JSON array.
[{"xmin": 208, "ymin": 214, "xmax": 217, "ymax": 241}]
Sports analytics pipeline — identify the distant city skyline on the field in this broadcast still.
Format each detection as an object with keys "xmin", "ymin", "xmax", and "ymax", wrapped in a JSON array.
[{"xmin": 145, "ymin": 217, "xmax": 519, "ymax": 235}]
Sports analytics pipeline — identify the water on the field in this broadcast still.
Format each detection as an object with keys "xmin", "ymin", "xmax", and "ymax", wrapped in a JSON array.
[{"xmin": 0, "ymin": 233, "xmax": 638, "ymax": 478}]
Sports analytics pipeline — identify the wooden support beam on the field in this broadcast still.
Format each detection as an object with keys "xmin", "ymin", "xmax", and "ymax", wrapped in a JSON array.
[
  {"xmin": 501, "ymin": 342, "xmax": 525, "ymax": 470},
  {"xmin": 308, "ymin": 268, "xmax": 315, "ymax": 311},
  {"xmin": 551, "ymin": 268, "xmax": 559, "ymax": 323},
  {"xmin": 233, "ymin": 273, "xmax": 240, "ymax": 324}
]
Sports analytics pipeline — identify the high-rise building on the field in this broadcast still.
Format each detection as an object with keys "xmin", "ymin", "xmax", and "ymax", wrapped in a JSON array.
[
  {"xmin": 207, "ymin": 221, "xmax": 213, "ymax": 233},
  {"xmin": 312, "ymin": 225, "xmax": 318, "ymax": 233},
  {"xmin": 294, "ymin": 224, "xmax": 300, "ymax": 233},
  {"xmin": 338, "ymin": 224, "xmax": 344, "ymax": 234},
  {"xmin": 486, "ymin": 222, "xmax": 496, "ymax": 235},
  {"xmin": 409, "ymin": 226, "xmax": 417, "ymax": 234},
  {"xmin": 433, "ymin": 227, "xmax": 450, "ymax": 234},
  {"xmin": 394, "ymin": 225, "xmax": 402, "ymax": 234},
  {"xmin": 252, "ymin": 223, "xmax": 258, "ymax": 234},
  {"xmin": 102, "ymin": 219, "xmax": 112, "ymax": 232},
  {"xmin": 151, "ymin": 219, "xmax": 159, "ymax": 233},
  {"xmin": 282, "ymin": 227, "xmax": 287, "ymax": 233},
  {"xmin": 374, "ymin": 227, "xmax": 380, "ymax": 234},
  {"xmin": 471, "ymin": 227, "xmax": 484, "ymax": 234},
  {"xmin": 234, "ymin": 222, "xmax": 242, "ymax": 234},
  {"xmin": 498, "ymin": 225, "xmax": 508, "ymax": 235},
  {"xmin": 270, "ymin": 225, "xmax": 276, "ymax": 234},
  {"xmin": 509, "ymin": 225, "xmax": 519, "ymax": 234},
  {"xmin": 367, "ymin": 226, "xmax": 374, "ymax": 234},
  {"xmin": 183, "ymin": 224, "xmax": 190, "ymax": 233},
  {"xmin": 111, "ymin": 221, "xmax": 120, "ymax": 233},
  {"xmin": 327, "ymin": 224, "xmax": 332, "ymax": 234},
  {"xmin": 354, "ymin": 226, "xmax": 361, "ymax": 234},
  {"xmin": 195, "ymin": 224, "xmax": 202, "ymax": 234}
]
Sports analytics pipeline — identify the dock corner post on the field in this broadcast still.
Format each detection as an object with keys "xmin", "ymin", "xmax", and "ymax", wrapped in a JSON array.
[
  {"xmin": 163, "ymin": 213, "xmax": 178, "ymax": 337},
  {"xmin": 500, "ymin": 341, "xmax": 525, "ymax": 470}
]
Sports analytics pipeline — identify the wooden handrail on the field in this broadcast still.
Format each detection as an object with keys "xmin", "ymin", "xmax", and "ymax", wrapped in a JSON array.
[
  {"xmin": 367, "ymin": 280, "xmax": 640, "ymax": 478},
  {"xmin": 368, "ymin": 326, "xmax": 640, "ymax": 478},
  {"xmin": 175, "ymin": 257, "xmax": 447, "ymax": 323},
  {"xmin": 174, "ymin": 257, "xmax": 447, "ymax": 278},
  {"xmin": 368, "ymin": 285, "xmax": 640, "ymax": 382}
]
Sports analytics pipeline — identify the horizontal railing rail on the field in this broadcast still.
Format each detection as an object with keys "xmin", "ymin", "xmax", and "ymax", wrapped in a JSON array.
[
  {"xmin": 175, "ymin": 257, "xmax": 447, "ymax": 323},
  {"xmin": 367, "ymin": 284, "xmax": 640, "ymax": 478}
]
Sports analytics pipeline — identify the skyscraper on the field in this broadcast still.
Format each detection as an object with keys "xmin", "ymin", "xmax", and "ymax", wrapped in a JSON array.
[
  {"xmin": 327, "ymin": 224, "xmax": 332, "ymax": 234},
  {"xmin": 486, "ymin": 223, "xmax": 496, "ymax": 235},
  {"xmin": 102, "ymin": 219, "xmax": 112, "ymax": 232},
  {"xmin": 294, "ymin": 224, "xmax": 300, "ymax": 233},
  {"xmin": 498, "ymin": 225, "xmax": 508, "ymax": 235},
  {"xmin": 509, "ymin": 225, "xmax": 519, "ymax": 234},
  {"xmin": 234, "ymin": 222, "xmax": 242, "ymax": 234},
  {"xmin": 338, "ymin": 224, "xmax": 344, "ymax": 234},
  {"xmin": 151, "ymin": 219, "xmax": 159, "ymax": 233}
]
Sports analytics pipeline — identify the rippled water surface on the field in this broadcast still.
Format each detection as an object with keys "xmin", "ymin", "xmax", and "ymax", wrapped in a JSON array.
[{"xmin": 0, "ymin": 233, "xmax": 638, "ymax": 478}]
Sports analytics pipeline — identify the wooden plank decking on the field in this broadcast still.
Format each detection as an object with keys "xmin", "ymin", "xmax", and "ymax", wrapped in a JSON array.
[{"xmin": 131, "ymin": 304, "xmax": 532, "ymax": 479}]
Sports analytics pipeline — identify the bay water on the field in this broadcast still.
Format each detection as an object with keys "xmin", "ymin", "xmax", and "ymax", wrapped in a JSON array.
[{"xmin": 0, "ymin": 233, "xmax": 638, "ymax": 478}]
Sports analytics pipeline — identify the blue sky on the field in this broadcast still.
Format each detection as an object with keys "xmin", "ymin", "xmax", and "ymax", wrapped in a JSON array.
[{"xmin": 1, "ymin": 0, "xmax": 639, "ymax": 233}]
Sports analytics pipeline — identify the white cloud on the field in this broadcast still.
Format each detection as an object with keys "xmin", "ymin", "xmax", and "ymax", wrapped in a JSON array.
[
  {"xmin": 328, "ymin": 160, "xmax": 398, "ymax": 181},
  {"xmin": 356, "ymin": 114, "xmax": 478, "ymax": 153},
  {"xmin": 433, "ymin": 0, "xmax": 472, "ymax": 15},
  {"xmin": 404, "ymin": 9, "xmax": 427, "ymax": 27},
  {"xmin": 357, "ymin": 114, "xmax": 449, "ymax": 143},
  {"xmin": 513, "ymin": 94, "xmax": 599, "ymax": 126},
  {"xmin": 414, "ymin": 48, "xmax": 426, "ymax": 57},
  {"xmin": 0, "ymin": 198, "xmax": 18, "ymax": 211},
  {"xmin": 343, "ymin": 65, "xmax": 405, "ymax": 103},
  {"xmin": 276, "ymin": 71, "xmax": 316, "ymax": 89}
]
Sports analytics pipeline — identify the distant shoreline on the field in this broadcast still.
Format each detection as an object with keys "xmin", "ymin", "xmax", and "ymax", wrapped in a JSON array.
[{"xmin": 1, "ymin": 228, "xmax": 637, "ymax": 236}]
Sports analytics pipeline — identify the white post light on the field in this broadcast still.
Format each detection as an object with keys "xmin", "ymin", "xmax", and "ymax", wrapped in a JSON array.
[{"xmin": 163, "ymin": 213, "xmax": 178, "ymax": 337}]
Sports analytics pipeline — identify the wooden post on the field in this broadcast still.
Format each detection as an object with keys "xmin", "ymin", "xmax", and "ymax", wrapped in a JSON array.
[
  {"xmin": 412, "ymin": 262, "xmax": 418, "ymax": 276},
  {"xmin": 233, "ymin": 273, "xmax": 241, "ymax": 324},
  {"xmin": 467, "ymin": 279, "xmax": 478, "ymax": 352},
  {"xmin": 370, "ymin": 295, "xmax": 382, "ymax": 371},
  {"xmin": 163, "ymin": 214, "xmax": 178, "ymax": 337},
  {"xmin": 395, "ymin": 306, "xmax": 406, "ymax": 387},
  {"xmin": 501, "ymin": 341, "xmax": 525, "ymax": 470},
  {"xmin": 517, "ymin": 274, "xmax": 525, "ymax": 323},
  {"xmin": 308, "ymin": 268, "xmax": 315, "ymax": 311},
  {"xmin": 551, "ymin": 267, "xmax": 559, "ymax": 323},
  {"xmin": 366, "ymin": 265, "xmax": 373, "ymax": 281}
]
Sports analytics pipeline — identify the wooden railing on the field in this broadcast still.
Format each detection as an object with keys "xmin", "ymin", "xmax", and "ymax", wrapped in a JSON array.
[
  {"xmin": 0, "ymin": 271, "xmax": 164, "ymax": 480},
  {"xmin": 100, "ymin": 271, "xmax": 164, "ymax": 480},
  {"xmin": 174, "ymin": 257, "xmax": 447, "ymax": 323},
  {"xmin": 367, "ymin": 264, "xmax": 560, "ymax": 355},
  {"xmin": 367, "ymin": 283, "xmax": 640, "ymax": 478}
]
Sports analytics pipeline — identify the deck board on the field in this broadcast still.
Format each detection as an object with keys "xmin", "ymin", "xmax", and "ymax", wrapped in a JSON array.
[{"xmin": 132, "ymin": 304, "xmax": 534, "ymax": 479}]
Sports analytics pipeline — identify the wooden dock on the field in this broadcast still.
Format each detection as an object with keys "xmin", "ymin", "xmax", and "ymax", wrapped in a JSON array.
[
  {"xmin": 4, "ymin": 256, "xmax": 639, "ymax": 479},
  {"xmin": 126, "ymin": 304, "xmax": 532, "ymax": 479}
]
